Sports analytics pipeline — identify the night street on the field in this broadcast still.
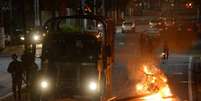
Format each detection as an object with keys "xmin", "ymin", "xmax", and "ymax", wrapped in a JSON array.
[
  {"xmin": 1, "ymin": 0, "xmax": 201, "ymax": 101},
  {"xmin": 0, "ymin": 20, "xmax": 200, "ymax": 101}
]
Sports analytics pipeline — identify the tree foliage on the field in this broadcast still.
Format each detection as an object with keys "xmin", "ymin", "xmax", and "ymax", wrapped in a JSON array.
[
  {"xmin": 104, "ymin": 0, "xmax": 131, "ymax": 11},
  {"xmin": 40, "ymin": 0, "xmax": 80, "ymax": 10},
  {"xmin": 40, "ymin": 0, "xmax": 132, "ymax": 12}
]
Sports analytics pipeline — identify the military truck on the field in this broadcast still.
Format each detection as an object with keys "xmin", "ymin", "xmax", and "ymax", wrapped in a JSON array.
[{"xmin": 26, "ymin": 15, "xmax": 114, "ymax": 101}]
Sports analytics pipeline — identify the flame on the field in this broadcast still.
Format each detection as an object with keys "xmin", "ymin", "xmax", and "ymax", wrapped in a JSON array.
[
  {"xmin": 143, "ymin": 92, "xmax": 172, "ymax": 101},
  {"xmin": 136, "ymin": 83, "xmax": 144, "ymax": 91},
  {"xmin": 143, "ymin": 93, "xmax": 163, "ymax": 101},
  {"xmin": 143, "ymin": 65, "xmax": 153, "ymax": 75},
  {"xmin": 136, "ymin": 64, "xmax": 175, "ymax": 101},
  {"xmin": 159, "ymin": 85, "xmax": 172, "ymax": 97}
]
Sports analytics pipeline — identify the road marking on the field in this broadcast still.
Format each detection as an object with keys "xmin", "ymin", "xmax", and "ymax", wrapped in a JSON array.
[
  {"xmin": 173, "ymin": 72, "xmax": 184, "ymax": 75},
  {"xmin": 188, "ymin": 56, "xmax": 193, "ymax": 101},
  {"xmin": 119, "ymin": 42, "xmax": 125, "ymax": 45},
  {"xmin": 167, "ymin": 64, "xmax": 188, "ymax": 66},
  {"xmin": 169, "ymin": 54, "xmax": 191, "ymax": 58},
  {"xmin": 180, "ymin": 81, "xmax": 188, "ymax": 84}
]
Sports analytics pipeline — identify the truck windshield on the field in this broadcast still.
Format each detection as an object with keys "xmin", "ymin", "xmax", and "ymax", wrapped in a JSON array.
[
  {"xmin": 45, "ymin": 18, "xmax": 104, "ymax": 33},
  {"xmin": 43, "ymin": 17, "xmax": 105, "ymax": 62},
  {"xmin": 45, "ymin": 34, "xmax": 100, "ymax": 62}
]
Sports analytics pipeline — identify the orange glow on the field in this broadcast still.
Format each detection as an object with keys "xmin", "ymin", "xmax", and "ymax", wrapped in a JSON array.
[
  {"xmin": 136, "ymin": 83, "xmax": 144, "ymax": 91},
  {"xmin": 143, "ymin": 93, "xmax": 163, "ymax": 101},
  {"xmin": 143, "ymin": 65, "xmax": 153, "ymax": 75},
  {"xmin": 159, "ymin": 85, "xmax": 172, "ymax": 97},
  {"xmin": 142, "ymin": 92, "xmax": 173, "ymax": 101},
  {"xmin": 136, "ymin": 64, "xmax": 175, "ymax": 101}
]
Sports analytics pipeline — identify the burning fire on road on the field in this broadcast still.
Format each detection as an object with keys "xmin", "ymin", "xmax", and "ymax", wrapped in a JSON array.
[{"xmin": 135, "ymin": 64, "xmax": 178, "ymax": 101}]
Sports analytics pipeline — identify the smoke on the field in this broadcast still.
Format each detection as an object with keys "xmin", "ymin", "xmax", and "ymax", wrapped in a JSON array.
[{"xmin": 160, "ymin": 28, "xmax": 198, "ymax": 53}]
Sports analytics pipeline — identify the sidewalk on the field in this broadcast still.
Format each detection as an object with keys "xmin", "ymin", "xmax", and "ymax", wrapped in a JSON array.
[{"xmin": 0, "ymin": 45, "xmax": 24, "ymax": 57}]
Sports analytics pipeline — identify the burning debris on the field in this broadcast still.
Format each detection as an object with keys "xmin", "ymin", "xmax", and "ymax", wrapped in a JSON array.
[{"xmin": 135, "ymin": 64, "xmax": 176, "ymax": 101}]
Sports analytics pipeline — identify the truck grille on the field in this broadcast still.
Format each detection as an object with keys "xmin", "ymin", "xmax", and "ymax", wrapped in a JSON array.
[{"xmin": 53, "ymin": 62, "xmax": 97, "ymax": 95}]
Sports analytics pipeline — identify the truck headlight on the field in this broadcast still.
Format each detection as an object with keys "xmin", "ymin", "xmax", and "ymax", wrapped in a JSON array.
[
  {"xmin": 40, "ymin": 80, "xmax": 49, "ymax": 90},
  {"xmin": 97, "ymin": 23, "xmax": 102, "ymax": 28},
  {"xmin": 88, "ymin": 81, "xmax": 97, "ymax": 91}
]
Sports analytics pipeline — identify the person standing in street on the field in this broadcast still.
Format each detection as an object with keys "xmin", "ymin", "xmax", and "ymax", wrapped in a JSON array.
[
  {"xmin": 21, "ymin": 51, "xmax": 39, "ymax": 101},
  {"xmin": 21, "ymin": 51, "xmax": 33, "ymax": 88},
  {"xmin": 7, "ymin": 54, "xmax": 24, "ymax": 101},
  {"xmin": 21, "ymin": 51, "xmax": 38, "ymax": 88},
  {"xmin": 163, "ymin": 41, "xmax": 169, "ymax": 60}
]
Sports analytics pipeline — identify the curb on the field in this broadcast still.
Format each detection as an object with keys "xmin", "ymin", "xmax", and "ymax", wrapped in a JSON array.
[
  {"xmin": 0, "ymin": 92, "xmax": 13, "ymax": 101},
  {"xmin": 0, "ymin": 84, "xmax": 27, "ymax": 101}
]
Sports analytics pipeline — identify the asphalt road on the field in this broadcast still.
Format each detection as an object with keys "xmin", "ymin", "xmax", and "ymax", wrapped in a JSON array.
[
  {"xmin": 160, "ymin": 55, "xmax": 191, "ymax": 101},
  {"xmin": 158, "ymin": 24, "xmax": 201, "ymax": 101},
  {"xmin": 160, "ymin": 54, "xmax": 201, "ymax": 101},
  {"xmin": 114, "ymin": 24, "xmax": 201, "ymax": 101}
]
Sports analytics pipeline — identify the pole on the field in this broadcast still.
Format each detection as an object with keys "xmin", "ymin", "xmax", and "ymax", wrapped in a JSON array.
[
  {"xmin": 9, "ymin": 0, "xmax": 13, "ymax": 35},
  {"xmin": 0, "ymin": 6, "xmax": 5, "ymax": 49},
  {"xmin": 197, "ymin": 6, "xmax": 200, "ymax": 22},
  {"xmin": 33, "ymin": 0, "xmax": 40, "ymax": 56},
  {"xmin": 198, "ymin": 5, "xmax": 201, "ymax": 23},
  {"xmin": 80, "ymin": 0, "xmax": 87, "ymax": 29},
  {"xmin": 188, "ymin": 56, "xmax": 193, "ymax": 101},
  {"xmin": 94, "ymin": 0, "xmax": 96, "ymax": 15},
  {"xmin": 22, "ymin": 0, "xmax": 29, "ymax": 51},
  {"xmin": 34, "ymin": 0, "xmax": 40, "ymax": 27},
  {"xmin": 102, "ymin": 0, "xmax": 105, "ymax": 16},
  {"xmin": 0, "ymin": 7, "xmax": 3, "ymax": 28}
]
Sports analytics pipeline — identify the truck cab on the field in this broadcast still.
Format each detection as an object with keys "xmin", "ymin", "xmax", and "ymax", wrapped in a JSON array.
[{"xmin": 29, "ymin": 15, "xmax": 114, "ymax": 101}]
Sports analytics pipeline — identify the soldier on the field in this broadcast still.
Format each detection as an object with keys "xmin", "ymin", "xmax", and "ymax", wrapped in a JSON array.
[
  {"xmin": 21, "ymin": 51, "xmax": 39, "ymax": 101},
  {"xmin": 21, "ymin": 51, "xmax": 38, "ymax": 88},
  {"xmin": 28, "ymin": 56, "xmax": 39, "ymax": 86},
  {"xmin": 7, "ymin": 54, "xmax": 24, "ymax": 101}
]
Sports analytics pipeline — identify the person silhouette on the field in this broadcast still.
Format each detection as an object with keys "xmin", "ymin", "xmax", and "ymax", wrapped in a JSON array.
[{"xmin": 7, "ymin": 54, "xmax": 24, "ymax": 101}]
